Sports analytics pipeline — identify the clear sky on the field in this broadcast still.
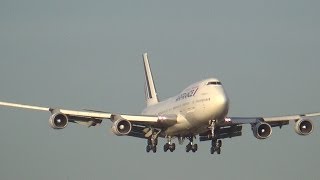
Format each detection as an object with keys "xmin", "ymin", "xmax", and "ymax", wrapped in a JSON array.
[{"xmin": 0, "ymin": 0, "xmax": 320, "ymax": 179}]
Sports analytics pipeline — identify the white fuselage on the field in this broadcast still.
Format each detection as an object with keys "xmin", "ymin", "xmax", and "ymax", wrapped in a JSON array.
[{"xmin": 142, "ymin": 78, "xmax": 229, "ymax": 136}]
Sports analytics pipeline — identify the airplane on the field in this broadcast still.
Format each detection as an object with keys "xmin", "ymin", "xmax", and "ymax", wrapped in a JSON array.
[{"xmin": 0, "ymin": 53, "xmax": 319, "ymax": 155}]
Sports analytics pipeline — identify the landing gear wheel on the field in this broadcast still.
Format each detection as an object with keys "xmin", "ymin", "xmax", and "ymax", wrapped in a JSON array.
[
  {"xmin": 147, "ymin": 135, "xmax": 158, "ymax": 153},
  {"xmin": 169, "ymin": 143, "xmax": 176, "ymax": 152},
  {"xmin": 216, "ymin": 147, "xmax": 221, "ymax": 154},
  {"xmin": 146, "ymin": 145, "xmax": 151, "ymax": 153},
  {"xmin": 186, "ymin": 135, "xmax": 198, "ymax": 153},
  {"xmin": 192, "ymin": 144, "xmax": 198, "ymax": 152},
  {"xmin": 217, "ymin": 140, "xmax": 222, "ymax": 147},
  {"xmin": 152, "ymin": 146, "xmax": 157, "ymax": 153},
  {"xmin": 210, "ymin": 139, "xmax": 222, "ymax": 155},
  {"xmin": 186, "ymin": 143, "xmax": 192, "ymax": 152},
  {"xmin": 210, "ymin": 139, "xmax": 222, "ymax": 154},
  {"xmin": 210, "ymin": 147, "xmax": 215, "ymax": 154},
  {"xmin": 164, "ymin": 136, "xmax": 175, "ymax": 152},
  {"xmin": 164, "ymin": 143, "xmax": 169, "ymax": 152}
]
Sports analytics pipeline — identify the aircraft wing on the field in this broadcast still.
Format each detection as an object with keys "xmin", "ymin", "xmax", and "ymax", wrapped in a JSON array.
[
  {"xmin": 221, "ymin": 112, "xmax": 320, "ymax": 140},
  {"xmin": 263, "ymin": 112, "xmax": 320, "ymax": 122},
  {"xmin": 0, "ymin": 101, "xmax": 177, "ymax": 130},
  {"xmin": 198, "ymin": 112, "xmax": 320, "ymax": 142},
  {"xmin": 228, "ymin": 112, "xmax": 320, "ymax": 125}
]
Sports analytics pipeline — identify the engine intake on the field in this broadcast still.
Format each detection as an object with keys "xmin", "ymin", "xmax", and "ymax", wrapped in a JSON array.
[
  {"xmin": 49, "ymin": 113, "xmax": 68, "ymax": 129},
  {"xmin": 252, "ymin": 122, "xmax": 272, "ymax": 139},
  {"xmin": 295, "ymin": 119, "xmax": 313, "ymax": 136},
  {"xmin": 112, "ymin": 119, "xmax": 132, "ymax": 136}
]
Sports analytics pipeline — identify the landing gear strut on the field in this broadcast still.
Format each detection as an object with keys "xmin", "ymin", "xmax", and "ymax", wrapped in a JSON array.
[
  {"xmin": 186, "ymin": 136, "xmax": 198, "ymax": 153},
  {"xmin": 164, "ymin": 136, "xmax": 176, "ymax": 152},
  {"xmin": 209, "ymin": 120, "xmax": 222, "ymax": 155}
]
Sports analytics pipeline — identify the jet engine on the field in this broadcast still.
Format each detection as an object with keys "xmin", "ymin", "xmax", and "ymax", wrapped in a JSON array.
[
  {"xmin": 252, "ymin": 122, "xmax": 272, "ymax": 139},
  {"xmin": 294, "ymin": 119, "xmax": 313, "ymax": 136},
  {"xmin": 49, "ymin": 113, "xmax": 68, "ymax": 129},
  {"xmin": 112, "ymin": 119, "xmax": 132, "ymax": 136}
]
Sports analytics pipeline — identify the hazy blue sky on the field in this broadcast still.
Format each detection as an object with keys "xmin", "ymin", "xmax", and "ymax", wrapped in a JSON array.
[{"xmin": 1, "ymin": 1, "xmax": 320, "ymax": 180}]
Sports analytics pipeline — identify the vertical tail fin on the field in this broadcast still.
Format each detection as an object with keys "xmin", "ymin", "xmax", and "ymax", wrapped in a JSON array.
[{"xmin": 143, "ymin": 53, "xmax": 159, "ymax": 106}]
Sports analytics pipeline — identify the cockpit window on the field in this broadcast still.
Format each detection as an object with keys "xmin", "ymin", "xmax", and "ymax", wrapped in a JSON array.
[{"xmin": 207, "ymin": 81, "xmax": 222, "ymax": 85}]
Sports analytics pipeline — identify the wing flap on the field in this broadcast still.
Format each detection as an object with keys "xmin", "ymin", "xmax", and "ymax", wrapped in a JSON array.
[
  {"xmin": 119, "ymin": 114, "xmax": 177, "ymax": 126},
  {"xmin": 226, "ymin": 117, "xmax": 259, "ymax": 124}
]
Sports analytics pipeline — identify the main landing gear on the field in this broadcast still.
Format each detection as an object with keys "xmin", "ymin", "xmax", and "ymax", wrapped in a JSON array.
[
  {"xmin": 209, "ymin": 120, "xmax": 222, "ymax": 155},
  {"xmin": 210, "ymin": 139, "xmax": 222, "ymax": 154},
  {"xmin": 164, "ymin": 136, "xmax": 176, "ymax": 152},
  {"xmin": 146, "ymin": 130, "xmax": 161, "ymax": 153},
  {"xmin": 146, "ymin": 136, "xmax": 158, "ymax": 153},
  {"xmin": 186, "ymin": 136, "xmax": 198, "ymax": 153}
]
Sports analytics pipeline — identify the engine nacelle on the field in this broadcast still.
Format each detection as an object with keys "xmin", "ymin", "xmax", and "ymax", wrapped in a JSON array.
[
  {"xmin": 49, "ymin": 113, "xmax": 68, "ymax": 129},
  {"xmin": 252, "ymin": 122, "xmax": 272, "ymax": 139},
  {"xmin": 295, "ymin": 119, "xmax": 313, "ymax": 136},
  {"xmin": 112, "ymin": 119, "xmax": 132, "ymax": 136}
]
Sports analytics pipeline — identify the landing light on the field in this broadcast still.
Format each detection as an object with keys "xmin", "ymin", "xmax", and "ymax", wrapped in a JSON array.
[{"xmin": 224, "ymin": 118, "xmax": 231, "ymax": 122}]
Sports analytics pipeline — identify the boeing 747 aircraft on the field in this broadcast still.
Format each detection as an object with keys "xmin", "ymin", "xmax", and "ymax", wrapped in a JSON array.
[{"xmin": 0, "ymin": 53, "xmax": 319, "ymax": 154}]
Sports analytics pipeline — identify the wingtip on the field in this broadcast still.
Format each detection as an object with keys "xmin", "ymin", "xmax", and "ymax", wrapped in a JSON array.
[
  {"xmin": 143, "ymin": 53, "xmax": 149, "ymax": 61},
  {"xmin": 143, "ymin": 52, "xmax": 148, "ymax": 57}
]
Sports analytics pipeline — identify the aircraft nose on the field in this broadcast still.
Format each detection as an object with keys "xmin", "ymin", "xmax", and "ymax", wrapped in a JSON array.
[{"xmin": 214, "ymin": 93, "xmax": 229, "ymax": 117}]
